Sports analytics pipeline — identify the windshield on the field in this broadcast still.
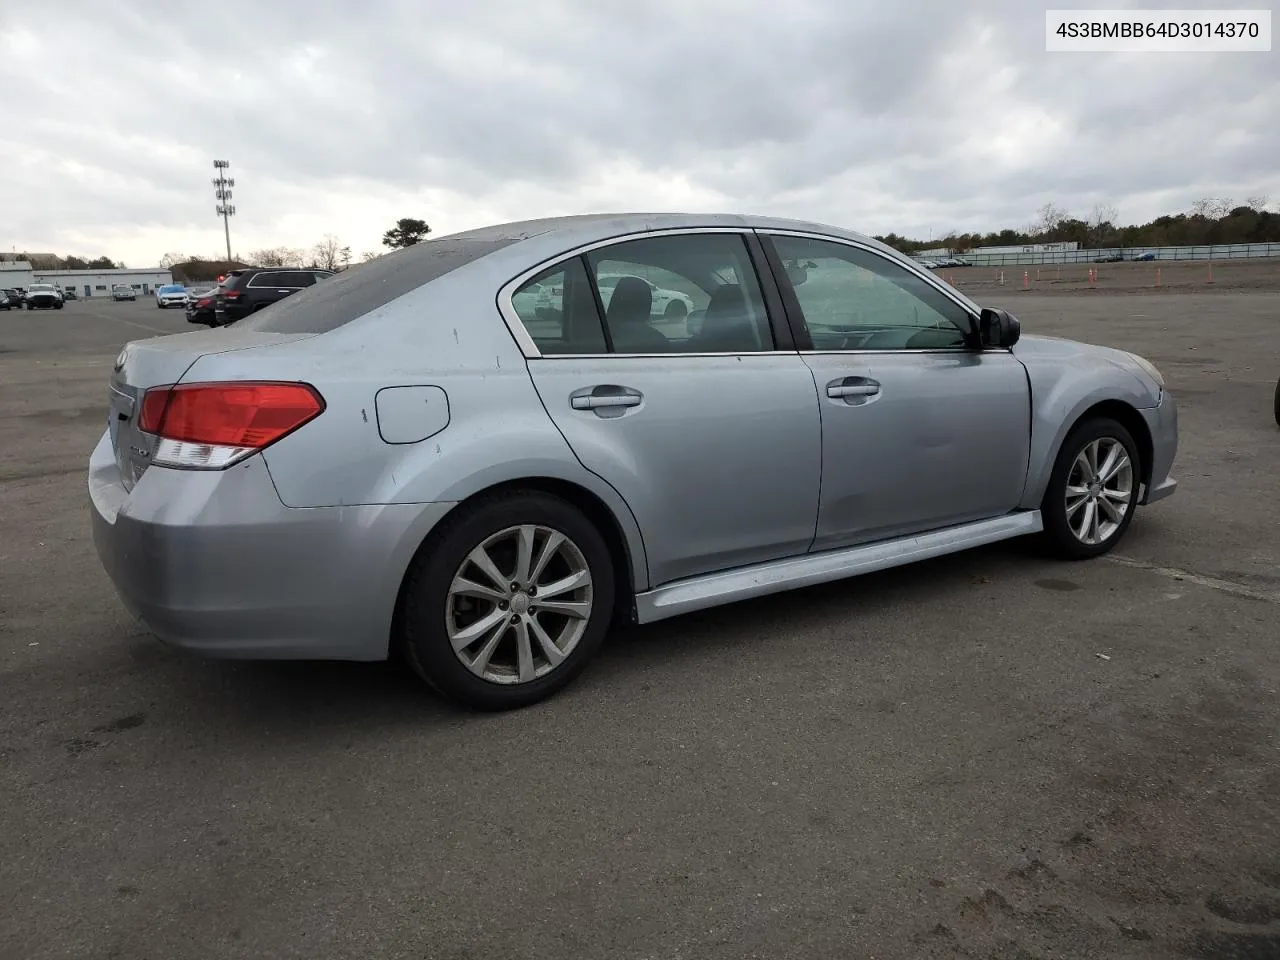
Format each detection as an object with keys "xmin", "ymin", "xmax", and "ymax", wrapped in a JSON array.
[{"xmin": 29, "ymin": 284, "xmax": 55, "ymax": 292}]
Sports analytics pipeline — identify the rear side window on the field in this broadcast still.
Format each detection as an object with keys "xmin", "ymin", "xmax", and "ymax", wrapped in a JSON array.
[
  {"xmin": 509, "ymin": 258, "xmax": 607, "ymax": 355},
  {"xmin": 236, "ymin": 237, "xmax": 517, "ymax": 334}
]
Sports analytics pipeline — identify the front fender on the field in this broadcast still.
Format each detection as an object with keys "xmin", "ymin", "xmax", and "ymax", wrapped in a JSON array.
[{"xmin": 1015, "ymin": 340, "xmax": 1158, "ymax": 509}]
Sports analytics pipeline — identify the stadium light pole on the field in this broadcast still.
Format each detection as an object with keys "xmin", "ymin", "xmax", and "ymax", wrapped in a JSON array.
[{"xmin": 212, "ymin": 160, "xmax": 236, "ymax": 264}]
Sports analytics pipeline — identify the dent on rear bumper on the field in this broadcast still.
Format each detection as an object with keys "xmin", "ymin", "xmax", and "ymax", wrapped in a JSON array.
[
  {"xmin": 1139, "ymin": 390, "xmax": 1178, "ymax": 505},
  {"xmin": 89, "ymin": 430, "xmax": 456, "ymax": 660}
]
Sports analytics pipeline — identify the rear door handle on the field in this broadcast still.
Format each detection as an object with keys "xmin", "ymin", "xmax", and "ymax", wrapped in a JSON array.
[
  {"xmin": 826, "ymin": 377, "xmax": 881, "ymax": 399},
  {"xmin": 571, "ymin": 392, "xmax": 642, "ymax": 410},
  {"xmin": 570, "ymin": 385, "xmax": 643, "ymax": 415}
]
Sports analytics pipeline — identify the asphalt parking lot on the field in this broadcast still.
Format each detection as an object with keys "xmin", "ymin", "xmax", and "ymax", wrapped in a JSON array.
[{"xmin": 2, "ymin": 283, "xmax": 1279, "ymax": 960}]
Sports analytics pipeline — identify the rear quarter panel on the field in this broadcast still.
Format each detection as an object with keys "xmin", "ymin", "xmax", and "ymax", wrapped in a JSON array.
[
  {"xmin": 1014, "ymin": 335, "xmax": 1161, "ymax": 508},
  {"xmin": 179, "ymin": 261, "xmax": 653, "ymax": 590}
]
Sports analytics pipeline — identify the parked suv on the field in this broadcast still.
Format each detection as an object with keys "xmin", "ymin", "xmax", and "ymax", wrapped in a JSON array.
[
  {"xmin": 214, "ymin": 268, "xmax": 334, "ymax": 325},
  {"xmin": 0, "ymin": 288, "xmax": 21, "ymax": 310},
  {"xmin": 155, "ymin": 284, "xmax": 188, "ymax": 309},
  {"xmin": 24, "ymin": 283, "xmax": 64, "ymax": 309}
]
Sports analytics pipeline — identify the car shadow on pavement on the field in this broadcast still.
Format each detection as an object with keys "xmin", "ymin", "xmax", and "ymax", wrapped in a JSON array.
[{"xmin": 129, "ymin": 534, "xmax": 1106, "ymax": 728}]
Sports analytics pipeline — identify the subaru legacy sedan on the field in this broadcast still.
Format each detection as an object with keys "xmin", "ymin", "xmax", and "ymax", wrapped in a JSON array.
[{"xmin": 89, "ymin": 213, "xmax": 1177, "ymax": 710}]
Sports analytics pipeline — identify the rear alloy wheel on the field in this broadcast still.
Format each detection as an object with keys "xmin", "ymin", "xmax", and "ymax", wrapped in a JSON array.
[
  {"xmin": 399, "ymin": 491, "xmax": 615, "ymax": 710},
  {"xmin": 1041, "ymin": 417, "xmax": 1141, "ymax": 559}
]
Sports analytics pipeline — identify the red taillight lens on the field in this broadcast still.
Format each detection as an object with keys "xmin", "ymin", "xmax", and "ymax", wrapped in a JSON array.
[
  {"xmin": 223, "ymin": 290, "xmax": 241, "ymax": 300},
  {"xmin": 138, "ymin": 382, "xmax": 324, "ymax": 448}
]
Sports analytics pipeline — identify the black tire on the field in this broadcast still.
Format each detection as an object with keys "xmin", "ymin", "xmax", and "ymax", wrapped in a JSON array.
[
  {"xmin": 664, "ymin": 300, "xmax": 688, "ymax": 321},
  {"xmin": 398, "ymin": 490, "xmax": 616, "ymax": 711},
  {"xmin": 55, "ymin": 303, "xmax": 62, "ymax": 310},
  {"xmin": 1041, "ymin": 417, "xmax": 1142, "ymax": 560}
]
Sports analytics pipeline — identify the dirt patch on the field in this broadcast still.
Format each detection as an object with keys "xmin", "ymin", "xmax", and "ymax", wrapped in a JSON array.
[{"xmin": 936, "ymin": 258, "xmax": 1280, "ymax": 299}]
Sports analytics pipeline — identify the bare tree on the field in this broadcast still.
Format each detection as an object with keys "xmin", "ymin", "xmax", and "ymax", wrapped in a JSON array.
[
  {"xmin": 1191, "ymin": 197, "xmax": 1234, "ymax": 219},
  {"xmin": 360, "ymin": 250, "xmax": 381, "ymax": 263},
  {"xmin": 1036, "ymin": 203, "xmax": 1070, "ymax": 237},
  {"xmin": 1246, "ymin": 194, "xmax": 1270, "ymax": 213},
  {"xmin": 1089, "ymin": 202, "xmax": 1118, "ymax": 229},
  {"xmin": 247, "ymin": 248, "xmax": 286, "ymax": 267},
  {"xmin": 339, "ymin": 246, "xmax": 352, "ymax": 269},
  {"xmin": 312, "ymin": 234, "xmax": 344, "ymax": 272},
  {"xmin": 1089, "ymin": 202, "xmax": 1119, "ymax": 246},
  {"xmin": 248, "ymin": 246, "xmax": 306, "ymax": 268},
  {"xmin": 159, "ymin": 251, "xmax": 187, "ymax": 268}
]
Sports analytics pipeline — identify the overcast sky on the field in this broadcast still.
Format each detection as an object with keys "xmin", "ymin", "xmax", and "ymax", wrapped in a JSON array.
[{"xmin": 2, "ymin": 0, "xmax": 1275, "ymax": 266}]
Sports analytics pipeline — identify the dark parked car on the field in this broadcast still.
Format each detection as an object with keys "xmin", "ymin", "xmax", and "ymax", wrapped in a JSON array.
[
  {"xmin": 185, "ymin": 290, "xmax": 218, "ymax": 326},
  {"xmin": 213, "ymin": 268, "xmax": 334, "ymax": 325},
  {"xmin": 1, "ymin": 288, "xmax": 22, "ymax": 310},
  {"xmin": 62, "ymin": 288, "xmax": 78, "ymax": 300}
]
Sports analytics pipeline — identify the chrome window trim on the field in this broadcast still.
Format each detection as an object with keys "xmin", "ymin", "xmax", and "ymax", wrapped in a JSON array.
[
  {"xmin": 496, "ymin": 226, "xmax": 767, "ymax": 360},
  {"xmin": 757, "ymin": 228, "xmax": 986, "ymax": 354},
  {"xmin": 533, "ymin": 351, "xmax": 801, "ymax": 360}
]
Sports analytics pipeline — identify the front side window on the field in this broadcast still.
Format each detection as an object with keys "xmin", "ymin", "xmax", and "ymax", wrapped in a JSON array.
[
  {"xmin": 769, "ymin": 236, "xmax": 972, "ymax": 351},
  {"xmin": 585, "ymin": 233, "xmax": 773, "ymax": 354}
]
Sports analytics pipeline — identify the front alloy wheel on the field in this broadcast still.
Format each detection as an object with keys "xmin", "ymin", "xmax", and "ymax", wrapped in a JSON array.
[
  {"xmin": 1063, "ymin": 437, "xmax": 1133, "ymax": 546},
  {"xmin": 1042, "ymin": 417, "xmax": 1141, "ymax": 559}
]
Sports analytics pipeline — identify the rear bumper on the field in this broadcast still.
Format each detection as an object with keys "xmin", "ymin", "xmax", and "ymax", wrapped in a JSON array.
[
  {"xmin": 88, "ymin": 430, "xmax": 457, "ymax": 661},
  {"xmin": 1139, "ymin": 389, "xmax": 1178, "ymax": 505}
]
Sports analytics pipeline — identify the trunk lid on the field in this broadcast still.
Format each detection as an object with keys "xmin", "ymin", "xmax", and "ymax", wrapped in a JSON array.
[{"xmin": 107, "ymin": 328, "xmax": 316, "ymax": 490}]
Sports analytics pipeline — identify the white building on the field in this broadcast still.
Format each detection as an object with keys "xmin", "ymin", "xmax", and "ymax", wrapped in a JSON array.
[
  {"xmin": 38, "ymin": 267, "xmax": 174, "ymax": 299},
  {"xmin": 0, "ymin": 261, "xmax": 174, "ymax": 297},
  {"xmin": 969, "ymin": 241, "xmax": 1081, "ymax": 255}
]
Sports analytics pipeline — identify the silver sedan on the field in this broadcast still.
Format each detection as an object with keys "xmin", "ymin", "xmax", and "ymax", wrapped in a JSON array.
[{"xmin": 89, "ymin": 213, "xmax": 1177, "ymax": 710}]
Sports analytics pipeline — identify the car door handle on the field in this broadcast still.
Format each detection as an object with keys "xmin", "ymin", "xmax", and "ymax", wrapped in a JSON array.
[
  {"xmin": 571, "ymin": 390, "xmax": 642, "ymax": 410},
  {"xmin": 826, "ymin": 379, "xmax": 881, "ymax": 399}
]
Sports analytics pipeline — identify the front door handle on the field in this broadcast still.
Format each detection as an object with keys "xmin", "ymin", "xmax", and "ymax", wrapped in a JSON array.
[
  {"xmin": 826, "ymin": 377, "xmax": 881, "ymax": 400},
  {"xmin": 570, "ymin": 385, "xmax": 643, "ymax": 415}
]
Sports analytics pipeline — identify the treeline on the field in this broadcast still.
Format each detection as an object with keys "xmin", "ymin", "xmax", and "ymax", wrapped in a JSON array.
[
  {"xmin": 874, "ymin": 197, "xmax": 1278, "ymax": 254},
  {"xmin": 157, "ymin": 218, "xmax": 433, "ymax": 282},
  {"xmin": 6, "ymin": 254, "xmax": 122, "ymax": 270}
]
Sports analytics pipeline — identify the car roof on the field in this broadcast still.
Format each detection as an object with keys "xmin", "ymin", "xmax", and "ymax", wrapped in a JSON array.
[
  {"xmin": 400, "ymin": 212, "xmax": 907, "ymax": 288},
  {"xmin": 435, "ymin": 211, "xmax": 881, "ymax": 250}
]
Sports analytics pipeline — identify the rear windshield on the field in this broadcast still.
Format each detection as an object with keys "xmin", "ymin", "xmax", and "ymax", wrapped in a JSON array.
[{"xmin": 234, "ymin": 237, "xmax": 518, "ymax": 334}]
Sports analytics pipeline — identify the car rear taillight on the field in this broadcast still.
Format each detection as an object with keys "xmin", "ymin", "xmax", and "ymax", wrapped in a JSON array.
[
  {"xmin": 137, "ymin": 381, "xmax": 324, "ymax": 469},
  {"xmin": 223, "ymin": 290, "xmax": 242, "ymax": 300}
]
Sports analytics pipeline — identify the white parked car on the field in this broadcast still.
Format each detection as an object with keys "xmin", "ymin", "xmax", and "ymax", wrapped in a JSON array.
[
  {"xmin": 597, "ymin": 274, "xmax": 696, "ymax": 322},
  {"xmin": 154, "ymin": 284, "xmax": 189, "ymax": 308}
]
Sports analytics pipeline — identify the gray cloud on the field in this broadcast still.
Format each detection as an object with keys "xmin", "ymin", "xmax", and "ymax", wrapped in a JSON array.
[{"xmin": 1, "ymin": 0, "xmax": 1276, "ymax": 264}]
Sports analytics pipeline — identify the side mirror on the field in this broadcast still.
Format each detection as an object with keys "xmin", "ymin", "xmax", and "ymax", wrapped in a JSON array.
[{"xmin": 979, "ymin": 307, "xmax": 1021, "ymax": 349}]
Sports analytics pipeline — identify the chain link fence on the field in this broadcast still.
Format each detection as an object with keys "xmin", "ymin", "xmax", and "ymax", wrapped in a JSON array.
[{"xmin": 916, "ymin": 242, "xmax": 1280, "ymax": 267}]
